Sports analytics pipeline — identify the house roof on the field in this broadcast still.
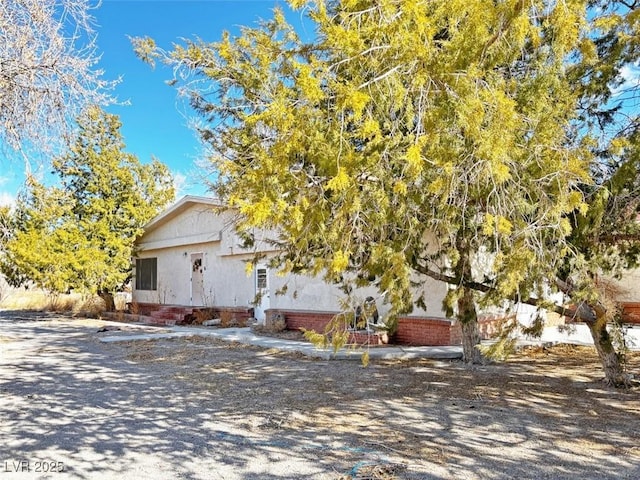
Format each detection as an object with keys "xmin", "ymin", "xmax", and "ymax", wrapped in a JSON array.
[{"xmin": 140, "ymin": 195, "xmax": 223, "ymax": 237}]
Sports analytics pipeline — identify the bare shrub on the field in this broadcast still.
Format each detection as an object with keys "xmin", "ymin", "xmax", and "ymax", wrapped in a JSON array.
[
  {"xmin": 220, "ymin": 311, "xmax": 240, "ymax": 328},
  {"xmin": 129, "ymin": 301, "xmax": 140, "ymax": 315},
  {"xmin": 192, "ymin": 308, "xmax": 215, "ymax": 325},
  {"xmin": 74, "ymin": 295, "xmax": 105, "ymax": 317},
  {"xmin": 254, "ymin": 312, "xmax": 286, "ymax": 333},
  {"xmin": 0, "ymin": 0, "xmax": 115, "ymax": 159}
]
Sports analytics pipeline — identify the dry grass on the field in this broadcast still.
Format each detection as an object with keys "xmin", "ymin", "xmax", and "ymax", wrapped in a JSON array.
[
  {"xmin": 338, "ymin": 463, "xmax": 409, "ymax": 480},
  {"xmin": 219, "ymin": 310, "xmax": 249, "ymax": 327},
  {"xmin": 192, "ymin": 308, "xmax": 215, "ymax": 325},
  {"xmin": 128, "ymin": 301, "xmax": 140, "ymax": 315},
  {"xmin": 0, "ymin": 290, "xmax": 105, "ymax": 315}
]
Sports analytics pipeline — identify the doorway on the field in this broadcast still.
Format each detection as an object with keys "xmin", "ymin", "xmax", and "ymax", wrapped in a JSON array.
[
  {"xmin": 190, "ymin": 253, "xmax": 204, "ymax": 306},
  {"xmin": 254, "ymin": 265, "xmax": 269, "ymax": 323}
]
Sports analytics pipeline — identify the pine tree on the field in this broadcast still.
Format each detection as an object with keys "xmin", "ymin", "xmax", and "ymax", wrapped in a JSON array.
[
  {"xmin": 135, "ymin": 0, "xmax": 590, "ymax": 358},
  {"xmin": 1, "ymin": 107, "xmax": 175, "ymax": 309},
  {"xmin": 134, "ymin": 0, "xmax": 639, "ymax": 385}
]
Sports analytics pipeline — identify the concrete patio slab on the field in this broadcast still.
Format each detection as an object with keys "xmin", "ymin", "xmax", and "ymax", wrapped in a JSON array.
[{"xmin": 98, "ymin": 325, "xmax": 464, "ymax": 360}]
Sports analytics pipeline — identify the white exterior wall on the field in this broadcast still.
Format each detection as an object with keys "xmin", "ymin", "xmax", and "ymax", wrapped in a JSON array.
[
  {"xmin": 609, "ymin": 268, "xmax": 640, "ymax": 302},
  {"xmin": 255, "ymin": 268, "xmax": 447, "ymax": 319},
  {"xmin": 212, "ymin": 252, "xmax": 258, "ymax": 308},
  {"xmin": 133, "ymin": 199, "xmax": 277, "ymax": 308},
  {"xmin": 134, "ymin": 245, "xmax": 189, "ymax": 305},
  {"xmin": 268, "ymin": 273, "xmax": 377, "ymax": 312},
  {"xmin": 133, "ymin": 196, "xmax": 449, "ymax": 317}
]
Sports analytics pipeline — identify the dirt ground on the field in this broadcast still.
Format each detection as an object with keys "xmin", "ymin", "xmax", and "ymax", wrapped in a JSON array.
[
  {"xmin": 122, "ymin": 336, "xmax": 640, "ymax": 477},
  {"xmin": 1, "ymin": 311, "xmax": 639, "ymax": 479}
]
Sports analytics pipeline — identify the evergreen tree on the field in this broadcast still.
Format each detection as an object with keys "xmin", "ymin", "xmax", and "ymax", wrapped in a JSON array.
[
  {"xmin": 134, "ymin": 0, "xmax": 639, "ymax": 385},
  {"xmin": 554, "ymin": 0, "xmax": 640, "ymax": 385},
  {"xmin": 0, "ymin": 107, "xmax": 175, "ymax": 309},
  {"xmin": 135, "ymin": 0, "xmax": 589, "ymax": 356}
]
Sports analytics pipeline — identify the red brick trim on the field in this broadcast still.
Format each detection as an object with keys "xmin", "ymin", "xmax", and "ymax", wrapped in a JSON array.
[
  {"xmin": 395, "ymin": 317, "xmax": 459, "ymax": 346},
  {"xmin": 268, "ymin": 309, "xmax": 461, "ymax": 346},
  {"xmin": 622, "ymin": 303, "xmax": 640, "ymax": 325}
]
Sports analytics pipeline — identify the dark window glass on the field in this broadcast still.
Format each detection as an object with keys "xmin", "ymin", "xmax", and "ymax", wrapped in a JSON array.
[
  {"xmin": 135, "ymin": 258, "xmax": 157, "ymax": 291},
  {"xmin": 256, "ymin": 268, "xmax": 267, "ymax": 289}
]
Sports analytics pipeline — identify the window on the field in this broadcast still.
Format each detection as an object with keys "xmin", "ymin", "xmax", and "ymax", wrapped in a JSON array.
[
  {"xmin": 135, "ymin": 258, "xmax": 157, "ymax": 291},
  {"xmin": 256, "ymin": 268, "xmax": 267, "ymax": 289}
]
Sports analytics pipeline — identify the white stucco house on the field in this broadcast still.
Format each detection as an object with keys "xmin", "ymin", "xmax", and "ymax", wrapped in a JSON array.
[
  {"xmin": 130, "ymin": 195, "xmax": 640, "ymax": 347},
  {"xmin": 131, "ymin": 195, "xmax": 449, "ymax": 324}
]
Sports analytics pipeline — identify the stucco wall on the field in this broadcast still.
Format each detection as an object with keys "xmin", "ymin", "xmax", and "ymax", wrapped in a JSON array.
[
  {"xmin": 142, "ymin": 203, "xmax": 228, "ymax": 246},
  {"xmin": 133, "ymin": 201, "xmax": 249, "ymax": 307},
  {"xmin": 135, "ymin": 243, "xmax": 449, "ymax": 317},
  {"xmin": 609, "ymin": 268, "xmax": 640, "ymax": 302},
  {"xmin": 263, "ymin": 269, "xmax": 448, "ymax": 320},
  {"xmin": 134, "ymin": 244, "xmax": 259, "ymax": 308},
  {"xmin": 133, "ymin": 197, "xmax": 449, "ymax": 317},
  {"xmin": 210, "ymin": 253, "xmax": 256, "ymax": 308},
  {"xmin": 134, "ymin": 245, "xmax": 200, "ymax": 305}
]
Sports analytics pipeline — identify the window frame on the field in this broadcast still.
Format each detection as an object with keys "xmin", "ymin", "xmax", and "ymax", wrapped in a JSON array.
[{"xmin": 135, "ymin": 257, "xmax": 157, "ymax": 291}]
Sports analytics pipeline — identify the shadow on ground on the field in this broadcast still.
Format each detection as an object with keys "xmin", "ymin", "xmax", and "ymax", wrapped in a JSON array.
[{"xmin": 0, "ymin": 310, "xmax": 638, "ymax": 479}]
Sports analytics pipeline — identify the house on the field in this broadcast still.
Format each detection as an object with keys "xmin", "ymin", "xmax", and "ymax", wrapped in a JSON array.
[
  {"xmin": 609, "ymin": 269, "xmax": 640, "ymax": 324},
  {"xmin": 131, "ymin": 195, "xmax": 639, "ymax": 346},
  {"xmin": 131, "ymin": 195, "xmax": 459, "ymax": 345}
]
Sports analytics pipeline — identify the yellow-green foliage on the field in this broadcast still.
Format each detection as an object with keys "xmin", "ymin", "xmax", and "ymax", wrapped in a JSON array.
[
  {"xmin": 172, "ymin": 0, "xmax": 592, "ymax": 315},
  {"xmin": 131, "ymin": 0, "xmax": 639, "ymax": 343},
  {"xmin": 479, "ymin": 336, "xmax": 518, "ymax": 362},
  {"xmin": 302, "ymin": 312, "xmax": 353, "ymax": 353},
  {"xmin": 302, "ymin": 312, "xmax": 373, "ymax": 366},
  {"xmin": 0, "ymin": 107, "xmax": 175, "ymax": 298},
  {"xmin": 478, "ymin": 318, "xmax": 519, "ymax": 361}
]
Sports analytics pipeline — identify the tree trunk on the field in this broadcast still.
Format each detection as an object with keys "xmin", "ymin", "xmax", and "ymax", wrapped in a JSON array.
[
  {"xmin": 458, "ymin": 285, "xmax": 483, "ymax": 364},
  {"xmin": 586, "ymin": 316, "xmax": 628, "ymax": 388},
  {"xmin": 453, "ymin": 233, "xmax": 484, "ymax": 364},
  {"xmin": 99, "ymin": 290, "xmax": 115, "ymax": 312}
]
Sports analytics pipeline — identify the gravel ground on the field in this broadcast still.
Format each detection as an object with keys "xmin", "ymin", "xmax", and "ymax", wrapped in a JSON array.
[{"xmin": 1, "ymin": 310, "xmax": 639, "ymax": 480}]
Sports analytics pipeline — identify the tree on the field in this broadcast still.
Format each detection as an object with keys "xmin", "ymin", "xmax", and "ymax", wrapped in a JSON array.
[
  {"xmin": 134, "ymin": 0, "xmax": 639, "ymax": 385},
  {"xmin": 0, "ymin": 0, "xmax": 113, "ymax": 160},
  {"xmin": 0, "ymin": 206, "xmax": 13, "ymax": 303},
  {"xmin": 439, "ymin": 0, "xmax": 640, "ymax": 384},
  {"xmin": 0, "ymin": 206, "xmax": 10, "ymax": 245},
  {"xmin": 134, "ymin": 0, "xmax": 590, "ymax": 353},
  {"xmin": 0, "ymin": 107, "xmax": 175, "ymax": 309},
  {"xmin": 554, "ymin": 0, "xmax": 640, "ymax": 385}
]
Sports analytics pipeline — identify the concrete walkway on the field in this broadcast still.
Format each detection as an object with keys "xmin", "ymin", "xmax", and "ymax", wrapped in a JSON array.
[
  {"xmin": 98, "ymin": 323, "xmax": 464, "ymax": 360},
  {"xmin": 97, "ymin": 320, "xmax": 640, "ymax": 360}
]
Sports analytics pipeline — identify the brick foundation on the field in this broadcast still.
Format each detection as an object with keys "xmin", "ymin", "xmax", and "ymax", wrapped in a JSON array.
[
  {"xmin": 129, "ymin": 302, "xmax": 163, "ymax": 316},
  {"xmin": 267, "ymin": 309, "xmax": 342, "ymax": 333},
  {"xmin": 622, "ymin": 303, "xmax": 640, "ymax": 325},
  {"xmin": 268, "ymin": 309, "xmax": 461, "ymax": 346},
  {"xmin": 395, "ymin": 317, "xmax": 460, "ymax": 346}
]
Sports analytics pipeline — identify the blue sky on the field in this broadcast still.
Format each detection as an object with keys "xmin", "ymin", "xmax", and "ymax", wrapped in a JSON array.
[{"xmin": 1, "ymin": 0, "xmax": 307, "ymax": 206}]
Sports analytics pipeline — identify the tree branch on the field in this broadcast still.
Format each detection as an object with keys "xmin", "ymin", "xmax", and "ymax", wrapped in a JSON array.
[
  {"xmin": 482, "ymin": 0, "xmax": 526, "ymax": 56},
  {"xmin": 414, "ymin": 262, "xmax": 596, "ymax": 323},
  {"xmin": 598, "ymin": 233, "xmax": 640, "ymax": 244}
]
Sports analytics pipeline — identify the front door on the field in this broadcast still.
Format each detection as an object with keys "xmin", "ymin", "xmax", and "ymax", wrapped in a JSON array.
[
  {"xmin": 254, "ymin": 265, "xmax": 269, "ymax": 323},
  {"xmin": 190, "ymin": 253, "xmax": 204, "ymax": 306}
]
